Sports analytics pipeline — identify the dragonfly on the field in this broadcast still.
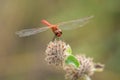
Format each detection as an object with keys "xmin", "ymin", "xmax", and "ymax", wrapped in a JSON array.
[{"xmin": 16, "ymin": 15, "xmax": 94, "ymax": 37}]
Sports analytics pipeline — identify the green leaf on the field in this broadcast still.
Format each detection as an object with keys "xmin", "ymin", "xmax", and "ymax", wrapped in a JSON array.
[
  {"xmin": 65, "ymin": 55, "xmax": 80, "ymax": 68},
  {"xmin": 65, "ymin": 45, "xmax": 72, "ymax": 54}
]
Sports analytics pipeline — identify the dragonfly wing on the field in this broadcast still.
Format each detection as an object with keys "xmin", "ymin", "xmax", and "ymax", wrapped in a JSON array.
[
  {"xmin": 16, "ymin": 27, "xmax": 49, "ymax": 37},
  {"xmin": 58, "ymin": 15, "xmax": 94, "ymax": 30}
]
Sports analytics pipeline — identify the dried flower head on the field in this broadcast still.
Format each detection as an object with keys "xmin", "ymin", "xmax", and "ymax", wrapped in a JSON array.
[
  {"xmin": 45, "ymin": 39, "xmax": 69, "ymax": 66},
  {"xmin": 64, "ymin": 55, "xmax": 104, "ymax": 80}
]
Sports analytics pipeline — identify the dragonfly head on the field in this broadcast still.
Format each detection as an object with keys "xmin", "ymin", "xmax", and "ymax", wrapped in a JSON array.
[{"xmin": 55, "ymin": 29, "xmax": 62, "ymax": 37}]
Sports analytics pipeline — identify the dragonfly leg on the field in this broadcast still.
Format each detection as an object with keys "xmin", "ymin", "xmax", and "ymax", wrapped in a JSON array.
[
  {"xmin": 52, "ymin": 35, "xmax": 57, "ymax": 41},
  {"xmin": 52, "ymin": 35, "xmax": 62, "ymax": 41}
]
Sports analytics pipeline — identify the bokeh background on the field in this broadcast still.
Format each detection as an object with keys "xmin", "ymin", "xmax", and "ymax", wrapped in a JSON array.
[{"xmin": 0, "ymin": 0, "xmax": 120, "ymax": 80}]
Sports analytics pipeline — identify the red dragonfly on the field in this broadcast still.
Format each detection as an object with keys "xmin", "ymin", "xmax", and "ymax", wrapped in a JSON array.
[{"xmin": 16, "ymin": 16, "xmax": 94, "ymax": 37}]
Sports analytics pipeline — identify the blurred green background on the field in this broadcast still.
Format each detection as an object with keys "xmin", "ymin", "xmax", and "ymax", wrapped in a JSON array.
[{"xmin": 0, "ymin": 0, "xmax": 120, "ymax": 80}]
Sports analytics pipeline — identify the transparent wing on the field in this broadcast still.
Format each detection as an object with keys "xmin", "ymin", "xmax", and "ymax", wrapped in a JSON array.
[
  {"xmin": 58, "ymin": 15, "xmax": 94, "ymax": 30},
  {"xmin": 16, "ymin": 27, "xmax": 49, "ymax": 37}
]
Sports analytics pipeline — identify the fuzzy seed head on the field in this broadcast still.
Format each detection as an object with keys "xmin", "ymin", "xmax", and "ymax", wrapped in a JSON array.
[
  {"xmin": 64, "ymin": 55, "xmax": 104, "ymax": 80},
  {"xmin": 45, "ymin": 39, "xmax": 69, "ymax": 66}
]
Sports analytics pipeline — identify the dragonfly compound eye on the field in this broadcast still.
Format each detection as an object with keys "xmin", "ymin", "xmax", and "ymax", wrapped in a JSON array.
[{"xmin": 60, "ymin": 31, "xmax": 62, "ymax": 34}]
